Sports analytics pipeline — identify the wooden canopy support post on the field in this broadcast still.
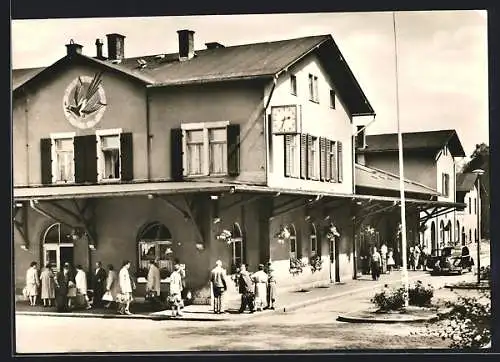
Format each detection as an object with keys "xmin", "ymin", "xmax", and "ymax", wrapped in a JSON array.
[
  {"xmin": 158, "ymin": 196, "xmax": 190, "ymax": 219},
  {"xmin": 72, "ymin": 199, "xmax": 98, "ymax": 250},
  {"xmin": 182, "ymin": 195, "xmax": 205, "ymax": 245},
  {"xmin": 29, "ymin": 200, "xmax": 75, "ymax": 230},
  {"xmin": 13, "ymin": 202, "xmax": 29, "ymax": 250},
  {"xmin": 46, "ymin": 200, "xmax": 82, "ymax": 224},
  {"xmin": 356, "ymin": 202, "xmax": 399, "ymax": 225}
]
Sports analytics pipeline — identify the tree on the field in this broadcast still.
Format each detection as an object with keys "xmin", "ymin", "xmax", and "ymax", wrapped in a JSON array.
[{"xmin": 462, "ymin": 143, "xmax": 490, "ymax": 238}]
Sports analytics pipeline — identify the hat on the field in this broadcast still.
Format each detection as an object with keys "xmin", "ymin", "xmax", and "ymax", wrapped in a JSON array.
[{"xmin": 64, "ymin": 262, "xmax": 70, "ymax": 267}]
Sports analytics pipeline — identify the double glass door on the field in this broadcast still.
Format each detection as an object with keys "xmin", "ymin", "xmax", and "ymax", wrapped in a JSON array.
[{"xmin": 44, "ymin": 244, "xmax": 74, "ymax": 272}]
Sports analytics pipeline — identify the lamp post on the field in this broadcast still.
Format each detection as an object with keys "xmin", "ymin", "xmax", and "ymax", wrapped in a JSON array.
[{"xmin": 472, "ymin": 169, "xmax": 484, "ymax": 284}]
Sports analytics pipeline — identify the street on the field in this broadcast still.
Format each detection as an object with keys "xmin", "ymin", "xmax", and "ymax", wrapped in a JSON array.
[{"xmin": 15, "ymin": 264, "xmax": 486, "ymax": 353}]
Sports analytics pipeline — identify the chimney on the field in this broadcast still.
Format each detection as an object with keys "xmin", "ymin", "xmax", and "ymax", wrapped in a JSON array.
[
  {"xmin": 205, "ymin": 42, "xmax": 225, "ymax": 50},
  {"xmin": 65, "ymin": 39, "xmax": 83, "ymax": 57},
  {"xmin": 177, "ymin": 30, "xmax": 195, "ymax": 61},
  {"xmin": 106, "ymin": 33, "xmax": 126, "ymax": 62},
  {"xmin": 95, "ymin": 38, "xmax": 105, "ymax": 60}
]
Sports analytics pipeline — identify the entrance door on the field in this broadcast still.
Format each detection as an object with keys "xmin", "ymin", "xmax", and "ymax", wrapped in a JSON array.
[
  {"xmin": 43, "ymin": 244, "xmax": 74, "ymax": 272},
  {"xmin": 329, "ymin": 237, "xmax": 340, "ymax": 283}
]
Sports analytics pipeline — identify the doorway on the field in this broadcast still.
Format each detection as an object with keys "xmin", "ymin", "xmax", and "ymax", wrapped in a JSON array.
[
  {"xmin": 42, "ymin": 223, "xmax": 74, "ymax": 272},
  {"xmin": 329, "ymin": 235, "xmax": 340, "ymax": 283}
]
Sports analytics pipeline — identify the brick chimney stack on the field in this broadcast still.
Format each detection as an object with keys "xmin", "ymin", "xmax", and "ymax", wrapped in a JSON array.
[
  {"xmin": 65, "ymin": 39, "xmax": 83, "ymax": 57},
  {"xmin": 106, "ymin": 33, "xmax": 126, "ymax": 62}
]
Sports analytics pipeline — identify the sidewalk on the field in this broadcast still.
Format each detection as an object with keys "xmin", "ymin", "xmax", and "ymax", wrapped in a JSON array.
[{"xmin": 15, "ymin": 269, "xmax": 430, "ymax": 322}]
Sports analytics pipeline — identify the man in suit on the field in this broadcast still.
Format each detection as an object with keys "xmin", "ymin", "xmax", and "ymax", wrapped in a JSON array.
[
  {"xmin": 55, "ymin": 262, "xmax": 75, "ymax": 312},
  {"xmin": 237, "ymin": 264, "xmax": 254, "ymax": 313},
  {"xmin": 210, "ymin": 260, "xmax": 227, "ymax": 314},
  {"xmin": 92, "ymin": 261, "xmax": 107, "ymax": 308}
]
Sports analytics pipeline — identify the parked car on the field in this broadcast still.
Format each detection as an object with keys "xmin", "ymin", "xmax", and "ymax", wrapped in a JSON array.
[{"xmin": 427, "ymin": 246, "xmax": 474, "ymax": 275}]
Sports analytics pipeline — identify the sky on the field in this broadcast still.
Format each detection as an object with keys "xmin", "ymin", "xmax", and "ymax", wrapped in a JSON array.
[{"xmin": 11, "ymin": 11, "xmax": 488, "ymax": 159}]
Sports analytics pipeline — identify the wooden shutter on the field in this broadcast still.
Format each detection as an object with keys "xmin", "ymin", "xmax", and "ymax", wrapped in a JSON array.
[
  {"xmin": 325, "ymin": 140, "xmax": 331, "ymax": 182},
  {"xmin": 319, "ymin": 137, "xmax": 327, "ymax": 181},
  {"xmin": 40, "ymin": 138, "xmax": 52, "ymax": 185},
  {"xmin": 74, "ymin": 136, "xmax": 86, "ymax": 184},
  {"xmin": 171, "ymin": 128, "xmax": 183, "ymax": 181},
  {"xmin": 284, "ymin": 135, "xmax": 292, "ymax": 177},
  {"xmin": 337, "ymin": 141, "xmax": 343, "ymax": 183},
  {"xmin": 331, "ymin": 141, "xmax": 338, "ymax": 182},
  {"xmin": 300, "ymin": 134, "xmax": 308, "ymax": 179},
  {"xmin": 120, "ymin": 132, "xmax": 134, "ymax": 181},
  {"xmin": 307, "ymin": 134, "xmax": 313, "ymax": 179},
  {"xmin": 227, "ymin": 124, "xmax": 241, "ymax": 177},
  {"xmin": 82, "ymin": 135, "xmax": 97, "ymax": 183}
]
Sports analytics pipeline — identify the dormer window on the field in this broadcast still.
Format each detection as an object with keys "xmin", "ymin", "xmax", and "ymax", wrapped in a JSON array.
[{"xmin": 330, "ymin": 89, "xmax": 336, "ymax": 109}]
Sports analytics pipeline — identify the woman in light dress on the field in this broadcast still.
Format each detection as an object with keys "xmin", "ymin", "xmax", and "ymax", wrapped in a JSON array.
[
  {"xmin": 75, "ymin": 265, "xmax": 91, "ymax": 309},
  {"xmin": 40, "ymin": 263, "xmax": 56, "ymax": 307},
  {"xmin": 387, "ymin": 249, "xmax": 396, "ymax": 273},
  {"xmin": 146, "ymin": 259, "xmax": 161, "ymax": 303},
  {"xmin": 118, "ymin": 260, "xmax": 134, "ymax": 315},
  {"xmin": 103, "ymin": 264, "xmax": 120, "ymax": 308},
  {"xmin": 251, "ymin": 264, "xmax": 268, "ymax": 311},
  {"xmin": 25, "ymin": 261, "xmax": 40, "ymax": 306}
]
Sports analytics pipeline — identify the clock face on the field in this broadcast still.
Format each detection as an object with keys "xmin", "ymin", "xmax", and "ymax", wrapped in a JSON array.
[
  {"xmin": 271, "ymin": 105, "xmax": 298, "ymax": 134},
  {"xmin": 62, "ymin": 72, "xmax": 107, "ymax": 129}
]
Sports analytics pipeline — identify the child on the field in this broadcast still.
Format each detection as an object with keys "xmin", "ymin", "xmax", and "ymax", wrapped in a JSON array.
[
  {"xmin": 387, "ymin": 249, "xmax": 396, "ymax": 273},
  {"xmin": 169, "ymin": 264, "xmax": 184, "ymax": 317}
]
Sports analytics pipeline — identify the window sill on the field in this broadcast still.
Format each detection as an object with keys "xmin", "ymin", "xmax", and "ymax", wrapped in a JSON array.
[{"xmin": 309, "ymin": 99, "xmax": 320, "ymax": 104}]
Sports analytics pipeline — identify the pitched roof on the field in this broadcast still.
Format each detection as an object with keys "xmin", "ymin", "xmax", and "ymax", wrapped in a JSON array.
[
  {"xmin": 12, "ymin": 67, "xmax": 45, "ymax": 90},
  {"xmin": 358, "ymin": 129, "xmax": 465, "ymax": 157},
  {"xmin": 13, "ymin": 34, "xmax": 374, "ymax": 116},
  {"xmin": 355, "ymin": 163, "xmax": 439, "ymax": 196},
  {"xmin": 456, "ymin": 172, "xmax": 478, "ymax": 192}
]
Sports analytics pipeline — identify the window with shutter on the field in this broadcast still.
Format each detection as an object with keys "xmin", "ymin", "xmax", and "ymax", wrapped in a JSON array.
[
  {"xmin": 319, "ymin": 137, "xmax": 327, "ymax": 181},
  {"xmin": 83, "ymin": 135, "xmax": 97, "ymax": 183},
  {"xmin": 307, "ymin": 135, "xmax": 313, "ymax": 179},
  {"xmin": 120, "ymin": 132, "xmax": 134, "ymax": 181},
  {"xmin": 73, "ymin": 136, "xmax": 86, "ymax": 184},
  {"xmin": 300, "ymin": 134, "xmax": 308, "ymax": 179},
  {"xmin": 337, "ymin": 141, "xmax": 343, "ymax": 183},
  {"xmin": 325, "ymin": 140, "xmax": 331, "ymax": 182},
  {"xmin": 40, "ymin": 138, "xmax": 53, "ymax": 185},
  {"xmin": 284, "ymin": 135, "xmax": 292, "ymax": 177},
  {"xmin": 330, "ymin": 141, "xmax": 337, "ymax": 182},
  {"xmin": 50, "ymin": 134, "xmax": 75, "ymax": 184},
  {"xmin": 171, "ymin": 128, "xmax": 184, "ymax": 181},
  {"xmin": 227, "ymin": 124, "xmax": 240, "ymax": 177}
]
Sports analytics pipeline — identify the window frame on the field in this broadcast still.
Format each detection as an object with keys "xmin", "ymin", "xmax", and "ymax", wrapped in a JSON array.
[
  {"xmin": 328, "ymin": 140, "xmax": 338, "ymax": 182},
  {"xmin": 308, "ymin": 74, "xmax": 319, "ymax": 103},
  {"xmin": 50, "ymin": 132, "xmax": 76, "ymax": 184},
  {"xmin": 310, "ymin": 223, "xmax": 319, "ymax": 257},
  {"xmin": 96, "ymin": 128, "xmax": 123, "ymax": 183},
  {"xmin": 181, "ymin": 121, "xmax": 230, "ymax": 177},
  {"xmin": 284, "ymin": 134, "xmax": 300, "ymax": 178},
  {"xmin": 307, "ymin": 136, "xmax": 319, "ymax": 180},
  {"xmin": 288, "ymin": 224, "xmax": 298, "ymax": 260},
  {"xmin": 290, "ymin": 74, "xmax": 297, "ymax": 96},
  {"xmin": 230, "ymin": 223, "xmax": 244, "ymax": 271},
  {"xmin": 329, "ymin": 89, "xmax": 336, "ymax": 109}
]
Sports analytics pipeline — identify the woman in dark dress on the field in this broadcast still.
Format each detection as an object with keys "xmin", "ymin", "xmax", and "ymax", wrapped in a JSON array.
[{"xmin": 55, "ymin": 263, "xmax": 75, "ymax": 312}]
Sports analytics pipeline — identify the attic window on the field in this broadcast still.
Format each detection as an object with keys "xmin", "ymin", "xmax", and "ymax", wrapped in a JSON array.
[{"xmin": 290, "ymin": 75, "xmax": 297, "ymax": 95}]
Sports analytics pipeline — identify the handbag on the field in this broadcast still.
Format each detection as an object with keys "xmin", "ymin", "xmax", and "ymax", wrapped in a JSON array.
[{"xmin": 102, "ymin": 291, "xmax": 114, "ymax": 302}]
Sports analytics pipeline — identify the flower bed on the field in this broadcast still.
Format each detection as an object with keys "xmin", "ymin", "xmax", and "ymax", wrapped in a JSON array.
[{"xmin": 371, "ymin": 281, "xmax": 434, "ymax": 312}]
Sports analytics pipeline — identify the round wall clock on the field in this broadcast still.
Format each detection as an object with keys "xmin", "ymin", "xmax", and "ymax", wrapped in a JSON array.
[{"xmin": 62, "ymin": 71, "xmax": 107, "ymax": 129}]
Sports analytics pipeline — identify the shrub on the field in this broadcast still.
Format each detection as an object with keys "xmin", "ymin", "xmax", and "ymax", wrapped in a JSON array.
[
  {"xmin": 289, "ymin": 257, "xmax": 306, "ymax": 276},
  {"xmin": 431, "ymin": 291, "xmax": 491, "ymax": 349},
  {"xmin": 371, "ymin": 286, "xmax": 406, "ymax": 311},
  {"xmin": 479, "ymin": 265, "xmax": 491, "ymax": 281},
  {"xmin": 309, "ymin": 255, "xmax": 323, "ymax": 273},
  {"xmin": 408, "ymin": 280, "xmax": 434, "ymax": 307}
]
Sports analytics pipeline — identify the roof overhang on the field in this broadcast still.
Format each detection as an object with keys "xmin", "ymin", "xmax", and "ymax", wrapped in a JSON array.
[
  {"xmin": 146, "ymin": 74, "xmax": 273, "ymax": 88},
  {"xmin": 13, "ymin": 182, "xmax": 465, "ymax": 212}
]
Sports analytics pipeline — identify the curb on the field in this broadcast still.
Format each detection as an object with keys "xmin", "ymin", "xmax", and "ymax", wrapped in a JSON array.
[
  {"xmin": 15, "ymin": 310, "xmax": 229, "ymax": 322},
  {"xmin": 336, "ymin": 313, "xmax": 439, "ymax": 324},
  {"xmin": 444, "ymin": 284, "xmax": 490, "ymax": 290}
]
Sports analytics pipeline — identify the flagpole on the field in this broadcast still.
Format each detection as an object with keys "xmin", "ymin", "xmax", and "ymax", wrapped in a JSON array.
[{"xmin": 392, "ymin": 11, "xmax": 409, "ymax": 307}]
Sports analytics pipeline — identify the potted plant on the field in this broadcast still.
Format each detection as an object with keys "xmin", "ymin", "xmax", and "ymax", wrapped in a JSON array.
[
  {"xmin": 275, "ymin": 225, "xmax": 291, "ymax": 244},
  {"xmin": 216, "ymin": 229, "xmax": 233, "ymax": 244},
  {"xmin": 309, "ymin": 254, "xmax": 323, "ymax": 273}
]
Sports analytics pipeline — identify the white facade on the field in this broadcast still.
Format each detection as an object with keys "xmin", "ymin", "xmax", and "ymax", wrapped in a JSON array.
[
  {"xmin": 266, "ymin": 53, "xmax": 354, "ymax": 194},
  {"xmin": 421, "ymin": 145, "xmax": 459, "ymax": 250},
  {"xmin": 456, "ymin": 184, "xmax": 479, "ymax": 245}
]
